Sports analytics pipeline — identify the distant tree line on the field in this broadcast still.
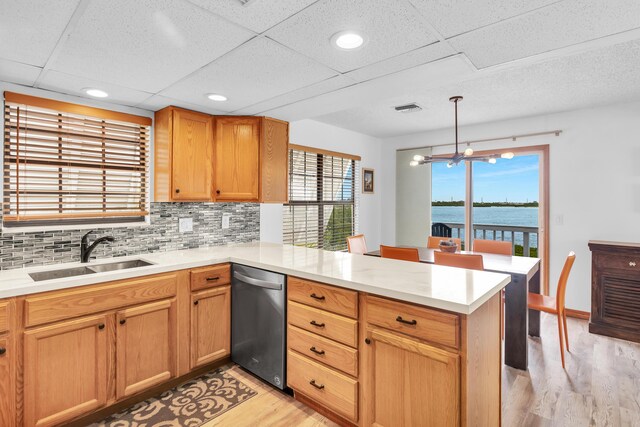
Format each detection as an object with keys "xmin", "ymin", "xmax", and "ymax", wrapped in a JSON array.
[{"xmin": 432, "ymin": 201, "xmax": 539, "ymax": 207}]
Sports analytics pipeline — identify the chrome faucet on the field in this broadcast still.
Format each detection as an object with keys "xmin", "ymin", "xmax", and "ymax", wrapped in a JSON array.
[{"xmin": 80, "ymin": 231, "xmax": 115, "ymax": 263}]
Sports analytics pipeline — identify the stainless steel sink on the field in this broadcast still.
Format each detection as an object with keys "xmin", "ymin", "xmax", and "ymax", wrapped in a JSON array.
[
  {"xmin": 29, "ymin": 259, "xmax": 154, "ymax": 281},
  {"xmin": 87, "ymin": 259, "xmax": 153, "ymax": 273},
  {"xmin": 29, "ymin": 266, "xmax": 96, "ymax": 282}
]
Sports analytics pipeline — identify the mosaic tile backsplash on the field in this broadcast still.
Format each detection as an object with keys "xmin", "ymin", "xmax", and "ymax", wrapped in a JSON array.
[{"xmin": 0, "ymin": 202, "xmax": 260, "ymax": 270}]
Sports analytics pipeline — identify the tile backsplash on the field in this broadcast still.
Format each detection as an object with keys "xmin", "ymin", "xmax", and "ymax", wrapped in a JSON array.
[{"xmin": 0, "ymin": 202, "xmax": 260, "ymax": 270}]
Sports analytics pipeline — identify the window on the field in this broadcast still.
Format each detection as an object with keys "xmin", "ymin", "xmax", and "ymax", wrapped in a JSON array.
[
  {"xmin": 283, "ymin": 145, "xmax": 360, "ymax": 251},
  {"xmin": 3, "ymin": 92, "xmax": 151, "ymax": 227}
]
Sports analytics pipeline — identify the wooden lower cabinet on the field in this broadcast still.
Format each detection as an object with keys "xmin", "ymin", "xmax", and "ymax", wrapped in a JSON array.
[
  {"xmin": 23, "ymin": 314, "xmax": 110, "ymax": 427},
  {"xmin": 190, "ymin": 285, "xmax": 231, "ymax": 368},
  {"xmin": 361, "ymin": 327, "xmax": 460, "ymax": 427},
  {"xmin": 0, "ymin": 333, "xmax": 15, "ymax": 427},
  {"xmin": 116, "ymin": 299, "xmax": 177, "ymax": 399}
]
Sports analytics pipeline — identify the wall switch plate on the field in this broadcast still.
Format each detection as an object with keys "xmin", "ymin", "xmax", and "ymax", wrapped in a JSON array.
[
  {"xmin": 179, "ymin": 217, "xmax": 193, "ymax": 233},
  {"xmin": 222, "ymin": 213, "xmax": 231, "ymax": 229}
]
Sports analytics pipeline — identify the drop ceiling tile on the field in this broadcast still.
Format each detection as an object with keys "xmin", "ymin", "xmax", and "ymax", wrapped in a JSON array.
[
  {"xmin": 135, "ymin": 94, "xmax": 227, "ymax": 115},
  {"xmin": 187, "ymin": 0, "xmax": 317, "ymax": 33},
  {"xmin": 266, "ymin": 0, "xmax": 439, "ymax": 72},
  {"xmin": 38, "ymin": 70, "xmax": 153, "ymax": 107},
  {"xmin": 449, "ymin": 0, "xmax": 640, "ymax": 68},
  {"xmin": 159, "ymin": 37, "xmax": 337, "ymax": 112},
  {"xmin": 0, "ymin": 0, "xmax": 80, "ymax": 66},
  {"xmin": 0, "ymin": 59, "xmax": 42, "ymax": 86},
  {"xmin": 345, "ymin": 42, "xmax": 455, "ymax": 82},
  {"xmin": 49, "ymin": 0, "xmax": 254, "ymax": 93},
  {"xmin": 408, "ymin": 0, "xmax": 559, "ymax": 38},
  {"xmin": 234, "ymin": 74, "xmax": 356, "ymax": 115}
]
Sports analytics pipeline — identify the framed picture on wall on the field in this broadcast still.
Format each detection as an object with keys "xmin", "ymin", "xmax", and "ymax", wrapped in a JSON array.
[{"xmin": 362, "ymin": 168, "xmax": 374, "ymax": 194}]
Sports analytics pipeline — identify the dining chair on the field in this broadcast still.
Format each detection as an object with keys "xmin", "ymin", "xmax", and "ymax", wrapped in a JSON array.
[
  {"xmin": 473, "ymin": 239, "xmax": 512, "ymax": 255},
  {"xmin": 434, "ymin": 252, "xmax": 484, "ymax": 270},
  {"xmin": 380, "ymin": 245, "xmax": 420, "ymax": 262},
  {"xmin": 427, "ymin": 236, "xmax": 462, "ymax": 249},
  {"xmin": 527, "ymin": 251, "xmax": 576, "ymax": 369},
  {"xmin": 347, "ymin": 234, "xmax": 368, "ymax": 254}
]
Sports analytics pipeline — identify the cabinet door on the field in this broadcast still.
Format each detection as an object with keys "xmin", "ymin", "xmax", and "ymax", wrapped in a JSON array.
[
  {"xmin": 116, "ymin": 299, "xmax": 177, "ymax": 399},
  {"xmin": 24, "ymin": 315, "xmax": 109, "ymax": 427},
  {"xmin": 260, "ymin": 118, "xmax": 288, "ymax": 203},
  {"xmin": 191, "ymin": 285, "xmax": 231, "ymax": 369},
  {"xmin": 0, "ymin": 334, "xmax": 14, "ymax": 427},
  {"xmin": 214, "ymin": 117, "xmax": 260, "ymax": 201},
  {"xmin": 362, "ymin": 327, "xmax": 460, "ymax": 427},
  {"xmin": 172, "ymin": 109, "xmax": 213, "ymax": 201}
]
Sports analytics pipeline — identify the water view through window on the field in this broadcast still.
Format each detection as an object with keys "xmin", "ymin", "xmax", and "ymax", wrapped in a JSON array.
[{"xmin": 432, "ymin": 154, "xmax": 539, "ymax": 256}]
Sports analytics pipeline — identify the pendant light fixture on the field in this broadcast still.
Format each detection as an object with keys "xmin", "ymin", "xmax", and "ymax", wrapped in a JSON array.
[{"xmin": 410, "ymin": 96, "xmax": 514, "ymax": 167}]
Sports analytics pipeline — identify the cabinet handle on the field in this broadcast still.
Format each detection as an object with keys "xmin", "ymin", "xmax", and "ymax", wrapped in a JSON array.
[
  {"xmin": 310, "ymin": 320, "xmax": 325, "ymax": 328},
  {"xmin": 309, "ymin": 346, "xmax": 325, "ymax": 355},
  {"xmin": 216, "ymin": 190, "xmax": 221, "ymax": 194},
  {"xmin": 175, "ymin": 189, "xmax": 180, "ymax": 194},
  {"xmin": 98, "ymin": 323, "xmax": 105, "ymax": 330},
  {"xmin": 206, "ymin": 276, "xmax": 220, "ymax": 282},
  {"xmin": 0, "ymin": 347, "xmax": 6, "ymax": 355},
  {"xmin": 194, "ymin": 300, "xmax": 199, "ymax": 306},
  {"xmin": 309, "ymin": 293, "xmax": 325, "ymax": 301},
  {"xmin": 309, "ymin": 380, "xmax": 325, "ymax": 390},
  {"xmin": 396, "ymin": 316, "xmax": 417, "ymax": 326},
  {"xmin": 119, "ymin": 319, "xmax": 126, "ymax": 325},
  {"xmin": 365, "ymin": 338, "xmax": 371, "ymax": 345},
  {"xmin": 630, "ymin": 261, "xmax": 637, "ymax": 267}
]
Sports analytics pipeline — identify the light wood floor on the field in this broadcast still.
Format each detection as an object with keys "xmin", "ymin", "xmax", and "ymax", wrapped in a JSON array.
[
  {"xmin": 205, "ymin": 313, "xmax": 640, "ymax": 426},
  {"xmin": 503, "ymin": 312, "xmax": 640, "ymax": 426}
]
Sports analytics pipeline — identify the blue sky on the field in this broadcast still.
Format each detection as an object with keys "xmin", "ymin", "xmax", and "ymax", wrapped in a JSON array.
[{"xmin": 431, "ymin": 154, "xmax": 539, "ymax": 202}]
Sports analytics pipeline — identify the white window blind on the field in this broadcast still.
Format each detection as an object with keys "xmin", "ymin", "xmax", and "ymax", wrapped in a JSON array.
[
  {"xmin": 283, "ymin": 145, "xmax": 360, "ymax": 251},
  {"xmin": 3, "ymin": 92, "xmax": 151, "ymax": 226}
]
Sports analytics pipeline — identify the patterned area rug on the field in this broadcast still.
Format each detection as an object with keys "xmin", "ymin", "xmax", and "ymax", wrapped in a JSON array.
[{"xmin": 91, "ymin": 368, "xmax": 257, "ymax": 427}]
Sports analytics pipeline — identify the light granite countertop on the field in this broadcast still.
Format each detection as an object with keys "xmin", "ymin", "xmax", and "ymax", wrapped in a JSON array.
[{"xmin": 0, "ymin": 242, "xmax": 511, "ymax": 314}]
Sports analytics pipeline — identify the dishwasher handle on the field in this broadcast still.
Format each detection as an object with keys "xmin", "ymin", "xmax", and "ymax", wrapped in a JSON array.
[{"xmin": 234, "ymin": 271, "xmax": 283, "ymax": 290}]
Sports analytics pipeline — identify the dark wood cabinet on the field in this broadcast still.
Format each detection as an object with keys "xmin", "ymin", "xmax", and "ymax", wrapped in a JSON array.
[{"xmin": 589, "ymin": 240, "xmax": 640, "ymax": 342}]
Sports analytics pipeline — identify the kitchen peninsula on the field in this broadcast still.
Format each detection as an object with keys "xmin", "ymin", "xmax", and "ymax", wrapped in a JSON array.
[{"xmin": 0, "ymin": 242, "xmax": 509, "ymax": 426}]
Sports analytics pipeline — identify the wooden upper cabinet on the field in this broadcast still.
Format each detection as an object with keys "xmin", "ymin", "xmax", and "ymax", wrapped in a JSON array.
[
  {"xmin": 214, "ymin": 117, "xmax": 260, "ymax": 202},
  {"xmin": 154, "ymin": 107, "xmax": 214, "ymax": 201},
  {"xmin": 214, "ymin": 116, "xmax": 289, "ymax": 203},
  {"xmin": 23, "ymin": 314, "xmax": 110, "ymax": 427},
  {"xmin": 116, "ymin": 299, "xmax": 177, "ymax": 399}
]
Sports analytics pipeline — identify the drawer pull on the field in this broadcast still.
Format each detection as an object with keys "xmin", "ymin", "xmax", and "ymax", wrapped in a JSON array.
[
  {"xmin": 630, "ymin": 261, "xmax": 637, "ymax": 267},
  {"xmin": 310, "ymin": 320, "xmax": 325, "ymax": 328},
  {"xmin": 309, "ymin": 346, "xmax": 325, "ymax": 355},
  {"xmin": 206, "ymin": 276, "xmax": 220, "ymax": 282},
  {"xmin": 396, "ymin": 316, "xmax": 417, "ymax": 326},
  {"xmin": 309, "ymin": 293, "xmax": 325, "ymax": 301},
  {"xmin": 309, "ymin": 379, "xmax": 325, "ymax": 390},
  {"xmin": 0, "ymin": 347, "xmax": 6, "ymax": 355}
]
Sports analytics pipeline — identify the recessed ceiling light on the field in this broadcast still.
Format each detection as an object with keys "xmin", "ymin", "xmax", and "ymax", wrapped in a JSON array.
[
  {"xmin": 83, "ymin": 88, "xmax": 108, "ymax": 98},
  {"xmin": 207, "ymin": 93, "xmax": 228, "ymax": 102},
  {"xmin": 331, "ymin": 31, "xmax": 365, "ymax": 50}
]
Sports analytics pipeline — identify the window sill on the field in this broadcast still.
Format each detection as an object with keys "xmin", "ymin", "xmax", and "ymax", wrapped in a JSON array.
[{"xmin": 1, "ymin": 219, "xmax": 151, "ymax": 235}]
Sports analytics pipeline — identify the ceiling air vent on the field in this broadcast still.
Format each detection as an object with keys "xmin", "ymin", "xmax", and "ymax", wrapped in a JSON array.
[
  {"xmin": 394, "ymin": 103, "xmax": 422, "ymax": 113},
  {"xmin": 237, "ymin": 0, "xmax": 259, "ymax": 5}
]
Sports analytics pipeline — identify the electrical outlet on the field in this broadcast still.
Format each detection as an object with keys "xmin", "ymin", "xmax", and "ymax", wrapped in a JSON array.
[
  {"xmin": 179, "ymin": 217, "xmax": 193, "ymax": 233},
  {"xmin": 222, "ymin": 213, "xmax": 231, "ymax": 229}
]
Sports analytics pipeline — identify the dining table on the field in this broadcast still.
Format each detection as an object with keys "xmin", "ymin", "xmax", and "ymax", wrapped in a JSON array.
[{"xmin": 365, "ymin": 246, "xmax": 541, "ymax": 371}]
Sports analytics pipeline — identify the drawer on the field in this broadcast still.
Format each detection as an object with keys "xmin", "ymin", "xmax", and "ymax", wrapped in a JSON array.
[
  {"xmin": 24, "ymin": 273, "xmax": 177, "ymax": 327},
  {"xmin": 191, "ymin": 264, "xmax": 231, "ymax": 291},
  {"xmin": 595, "ymin": 253, "xmax": 640, "ymax": 273},
  {"xmin": 288, "ymin": 325, "xmax": 358, "ymax": 377},
  {"xmin": 287, "ymin": 350, "xmax": 358, "ymax": 422},
  {"xmin": 288, "ymin": 301, "xmax": 357, "ymax": 348},
  {"xmin": 288, "ymin": 277, "xmax": 358, "ymax": 318},
  {"xmin": 365, "ymin": 295, "xmax": 459, "ymax": 349},
  {"xmin": 0, "ymin": 301, "xmax": 10, "ymax": 334}
]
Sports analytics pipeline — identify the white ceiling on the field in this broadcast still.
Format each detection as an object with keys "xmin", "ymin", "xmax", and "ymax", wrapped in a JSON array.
[{"xmin": 1, "ymin": 0, "xmax": 640, "ymax": 138}]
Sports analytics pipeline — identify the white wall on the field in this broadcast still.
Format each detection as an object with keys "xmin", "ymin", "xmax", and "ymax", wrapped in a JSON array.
[
  {"xmin": 396, "ymin": 148, "xmax": 432, "ymax": 246},
  {"xmin": 260, "ymin": 119, "xmax": 383, "ymax": 249},
  {"xmin": 380, "ymin": 100, "xmax": 640, "ymax": 313}
]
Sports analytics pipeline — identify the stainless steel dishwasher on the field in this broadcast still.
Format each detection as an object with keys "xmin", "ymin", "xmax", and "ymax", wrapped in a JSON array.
[{"xmin": 231, "ymin": 264, "xmax": 286, "ymax": 389}]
